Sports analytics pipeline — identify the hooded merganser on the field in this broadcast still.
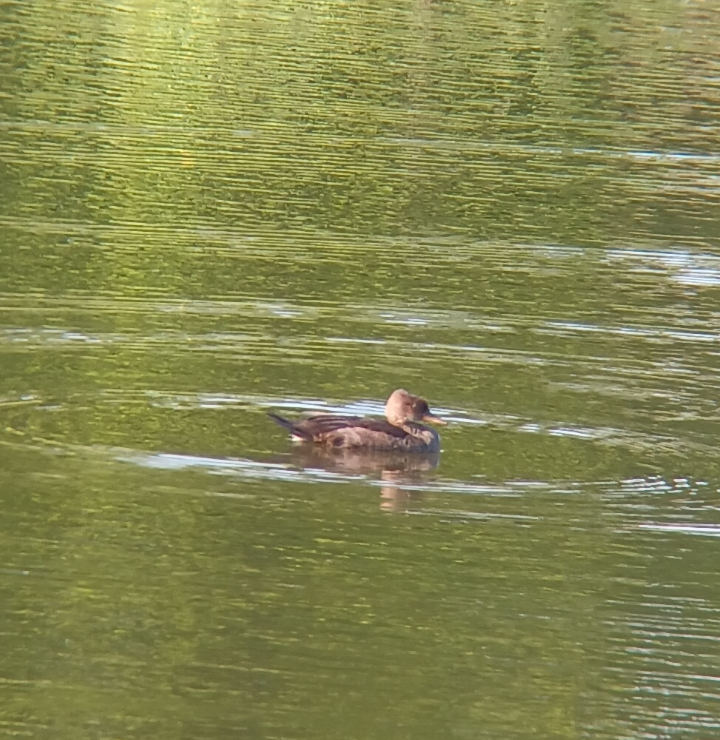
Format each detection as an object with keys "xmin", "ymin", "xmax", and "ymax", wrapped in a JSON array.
[{"xmin": 268, "ymin": 389, "xmax": 446, "ymax": 452}]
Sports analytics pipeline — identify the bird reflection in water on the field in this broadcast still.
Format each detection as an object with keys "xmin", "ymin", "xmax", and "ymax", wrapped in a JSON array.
[{"xmin": 285, "ymin": 445, "xmax": 440, "ymax": 512}]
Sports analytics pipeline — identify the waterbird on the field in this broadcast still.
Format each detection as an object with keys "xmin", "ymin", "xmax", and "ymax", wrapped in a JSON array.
[{"xmin": 268, "ymin": 389, "xmax": 447, "ymax": 452}]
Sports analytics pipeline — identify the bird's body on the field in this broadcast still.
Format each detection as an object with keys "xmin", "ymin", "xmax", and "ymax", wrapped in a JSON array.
[{"xmin": 268, "ymin": 389, "xmax": 446, "ymax": 453}]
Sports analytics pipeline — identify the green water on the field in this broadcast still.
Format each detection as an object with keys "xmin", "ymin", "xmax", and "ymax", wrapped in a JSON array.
[{"xmin": 2, "ymin": 1, "xmax": 720, "ymax": 738}]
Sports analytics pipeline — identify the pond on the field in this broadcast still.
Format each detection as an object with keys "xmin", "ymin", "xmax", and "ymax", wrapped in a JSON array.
[{"xmin": 1, "ymin": 1, "xmax": 720, "ymax": 738}]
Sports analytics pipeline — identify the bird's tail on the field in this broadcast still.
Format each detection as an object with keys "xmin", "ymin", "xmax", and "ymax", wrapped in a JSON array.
[{"xmin": 267, "ymin": 412, "xmax": 313, "ymax": 441}]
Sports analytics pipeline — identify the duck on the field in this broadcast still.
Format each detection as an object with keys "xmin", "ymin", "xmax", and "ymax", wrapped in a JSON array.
[{"xmin": 268, "ymin": 389, "xmax": 447, "ymax": 452}]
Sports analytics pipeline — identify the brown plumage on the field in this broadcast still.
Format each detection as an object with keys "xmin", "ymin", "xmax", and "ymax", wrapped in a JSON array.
[{"xmin": 268, "ymin": 389, "xmax": 447, "ymax": 452}]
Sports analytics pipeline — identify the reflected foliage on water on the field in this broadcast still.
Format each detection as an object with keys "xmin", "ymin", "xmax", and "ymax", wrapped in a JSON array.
[{"xmin": 2, "ymin": 0, "xmax": 720, "ymax": 738}]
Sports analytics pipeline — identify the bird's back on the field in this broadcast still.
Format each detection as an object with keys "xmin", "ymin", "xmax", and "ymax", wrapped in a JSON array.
[{"xmin": 268, "ymin": 412, "xmax": 438, "ymax": 451}]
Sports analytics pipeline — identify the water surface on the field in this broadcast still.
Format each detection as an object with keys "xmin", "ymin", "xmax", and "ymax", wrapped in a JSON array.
[{"xmin": 2, "ymin": 1, "xmax": 720, "ymax": 738}]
